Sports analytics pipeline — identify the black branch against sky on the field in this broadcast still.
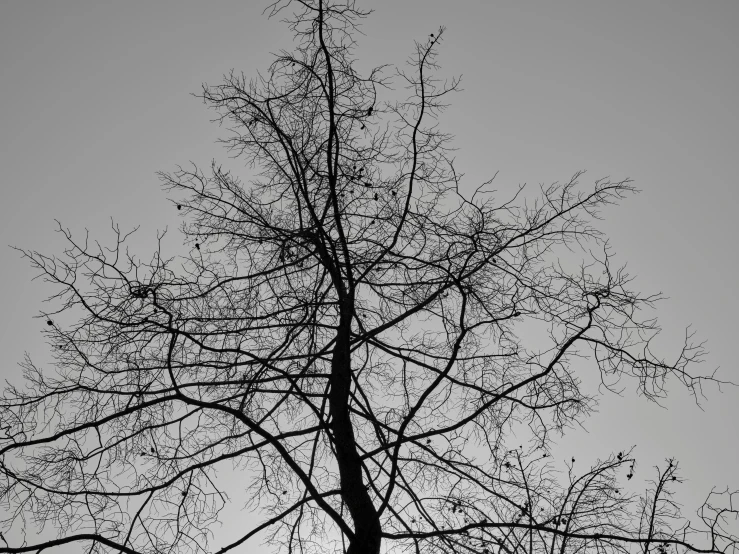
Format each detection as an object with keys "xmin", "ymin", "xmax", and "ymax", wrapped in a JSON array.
[{"xmin": 2, "ymin": 1, "xmax": 737, "ymax": 554}]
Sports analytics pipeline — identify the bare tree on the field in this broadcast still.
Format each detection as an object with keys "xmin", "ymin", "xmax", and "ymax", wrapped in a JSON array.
[{"xmin": 2, "ymin": 1, "xmax": 736, "ymax": 554}]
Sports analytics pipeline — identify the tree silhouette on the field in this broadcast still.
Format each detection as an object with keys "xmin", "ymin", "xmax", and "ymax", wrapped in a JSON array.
[{"xmin": 2, "ymin": 1, "xmax": 737, "ymax": 554}]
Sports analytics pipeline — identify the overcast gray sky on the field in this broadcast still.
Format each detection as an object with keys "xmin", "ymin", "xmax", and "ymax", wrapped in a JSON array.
[{"xmin": 1, "ymin": 1, "xmax": 737, "ymax": 553}]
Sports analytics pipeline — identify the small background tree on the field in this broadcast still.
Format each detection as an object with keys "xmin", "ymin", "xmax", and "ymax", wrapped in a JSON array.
[{"xmin": 1, "ymin": 1, "xmax": 737, "ymax": 554}]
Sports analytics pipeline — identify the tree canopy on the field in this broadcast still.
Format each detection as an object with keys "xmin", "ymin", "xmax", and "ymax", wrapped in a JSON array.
[{"xmin": 2, "ymin": 1, "xmax": 737, "ymax": 554}]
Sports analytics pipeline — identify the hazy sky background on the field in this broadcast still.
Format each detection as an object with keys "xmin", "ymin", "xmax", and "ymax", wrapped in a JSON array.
[{"xmin": 1, "ymin": 1, "xmax": 737, "ymax": 552}]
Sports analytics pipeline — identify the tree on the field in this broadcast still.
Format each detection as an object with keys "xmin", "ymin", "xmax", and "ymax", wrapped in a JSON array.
[{"xmin": 2, "ymin": 1, "xmax": 737, "ymax": 553}]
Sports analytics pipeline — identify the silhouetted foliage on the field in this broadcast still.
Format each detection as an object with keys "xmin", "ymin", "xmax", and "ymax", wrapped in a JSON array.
[{"xmin": 3, "ymin": 1, "xmax": 737, "ymax": 554}]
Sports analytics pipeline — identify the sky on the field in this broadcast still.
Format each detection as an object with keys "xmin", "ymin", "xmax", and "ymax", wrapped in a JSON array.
[{"xmin": 1, "ymin": 1, "xmax": 737, "ymax": 553}]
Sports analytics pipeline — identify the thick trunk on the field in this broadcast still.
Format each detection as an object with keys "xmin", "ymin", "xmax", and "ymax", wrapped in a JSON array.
[{"xmin": 330, "ymin": 316, "xmax": 381, "ymax": 554}]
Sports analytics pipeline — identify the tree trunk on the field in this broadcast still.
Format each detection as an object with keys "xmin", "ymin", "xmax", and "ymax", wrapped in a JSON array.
[{"xmin": 330, "ymin": 313, "xmax": 381, "ymax": 554}]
